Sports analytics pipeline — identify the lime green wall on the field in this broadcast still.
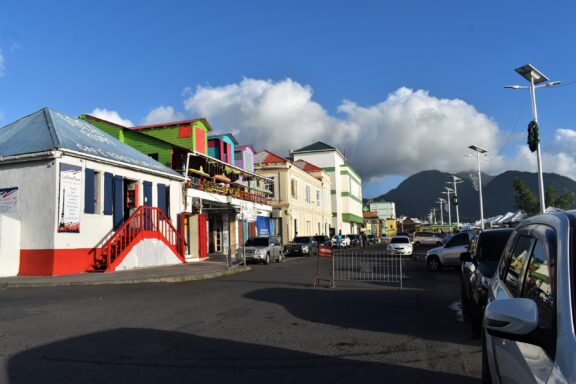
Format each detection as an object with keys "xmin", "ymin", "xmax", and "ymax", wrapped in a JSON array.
[
  {"xmin": 80, "ymin": 116, "xmax": 174, "ymax": 167},
  {"xmin": 136, "ymin": 121, "xmax": 209, "ymax": 153}
]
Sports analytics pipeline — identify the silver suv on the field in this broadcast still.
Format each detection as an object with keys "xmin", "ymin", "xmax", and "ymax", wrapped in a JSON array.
[
  {"xmin": 482, "ymin": 211, "xmax": 576, "ymax": 383},
  {"xmin": 413, "ymin": 231, "xmax": 444, "ymax": 247},
  {"xmin": 425, "ymin": 232, "xmax": 473, "ymax": 271},
  {"xmin": 237, "ymin": 236, "xmax": 284, "ymax": 264}
]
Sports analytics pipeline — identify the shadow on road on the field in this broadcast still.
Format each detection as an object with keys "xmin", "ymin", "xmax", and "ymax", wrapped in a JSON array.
[
  {"xmin": 245, "ymin": 287, "xmax": 476, "ymax": 347},
  {"xmin": 8, "ymin": 328, "xmax": 479, "ymax": 384}
]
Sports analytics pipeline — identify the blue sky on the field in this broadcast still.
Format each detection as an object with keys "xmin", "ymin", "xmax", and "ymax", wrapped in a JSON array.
[{"xmin": 1, "ymin": 0, "xmax": 575, "ymax": 198}]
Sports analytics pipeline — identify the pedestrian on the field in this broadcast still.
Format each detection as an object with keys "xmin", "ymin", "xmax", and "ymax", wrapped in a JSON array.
[
  {"xmin": 336, "ymin": 232, "xmax": 342, "ymax": 248},
  {"xmin": 361, "ymin": 232, "xmax": 367, "ymax": 250}
]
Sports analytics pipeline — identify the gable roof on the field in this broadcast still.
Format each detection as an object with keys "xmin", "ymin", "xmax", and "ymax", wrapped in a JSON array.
[
  {"xmin": 291, "ymin": 141, "xmax": 336, "ymax": 153},
  {"xmin": 132, "ymin": 118, "xmax": 213, "ymax": 132},
  {"xmin": 254, "ymin": 150, "xmax": 288, "ymax": 164},
  {"xmin": 235, "ymin": 144, "xmax": 255, "ymax": 153},
  {"xmin": 208, "ymin": 133, "xmax": 239, "ymax": 145},
  {"xmin": 0, "ymin": 108, "xmax": 183, "ymax": 178},
  {"xmin": 293, "ymin": 159, "xmax": 323, "ymax": 172}
]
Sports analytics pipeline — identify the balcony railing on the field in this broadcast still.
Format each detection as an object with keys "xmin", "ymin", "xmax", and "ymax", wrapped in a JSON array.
[{"xmin": 187, "ymin": 176, "xmax": 270, "ymax": 205}]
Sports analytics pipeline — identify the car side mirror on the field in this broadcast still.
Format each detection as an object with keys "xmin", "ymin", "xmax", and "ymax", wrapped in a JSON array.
[
  {"xmin": 460, "ymin": 252, "xmax": 472, "ymax": 262},
  {"xmin": 485, "ymin": 298, "xmax": 539, "ymax": 342}
]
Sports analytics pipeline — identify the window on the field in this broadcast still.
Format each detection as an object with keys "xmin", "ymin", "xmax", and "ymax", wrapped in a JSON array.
[
  {"xmin": 178, "ymin": 125, "xmax": 192, "ymax": 138},
  {"xmin": 504, "ymin": 235, "xmax": 535, "ymax": 296},
  {"xmin": 446, "ymin": 233, "xmax": 469, "ymax": 247},
  {"xmin": 522, "ymin": 241, "xmax": 554, "ymax": 328},
  {"xmin": 266, "ymin": 176, "xmax": 275, "ymax": 198},
  {"xmin": 84, "ymin": 169, "xmax": 101, "ymax": 214},
  {"xmin": 305, "ymin": 185, "xmax": 311, "ymax": 204},
  {"xmin": 316, "ymin": 190, "xmax": 321, "ymax": 207},
  {"xmin": 291, "ymin": 179, "xmax": 298, "ymax": 199}
]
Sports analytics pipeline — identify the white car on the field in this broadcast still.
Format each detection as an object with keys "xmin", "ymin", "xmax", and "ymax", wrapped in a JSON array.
[
  {"xmin": 331, "ymin": 235, "xmax": 351, "ymax": 248},
  {"xmin": 387, "ymin": 236, "xmax": 413, "ymax": 256}
]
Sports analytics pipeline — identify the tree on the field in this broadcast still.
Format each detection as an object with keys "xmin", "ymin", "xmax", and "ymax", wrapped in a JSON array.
[
  {"xmin": 545, "ymin": 186, "xmax": 576, "ymax": 210},
  {"xmin": 514, "ymin": 178, "xmax": 576, "ymax": 215},
  {"xmin": 513, "ymin": 178, "xmax": 539, "ymax": 215}
]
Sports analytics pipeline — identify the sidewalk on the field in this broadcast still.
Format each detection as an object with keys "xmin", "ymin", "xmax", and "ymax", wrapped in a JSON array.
[{"xmin": 0, "ymin": 255, "xmax": 250, "ymax": 288}]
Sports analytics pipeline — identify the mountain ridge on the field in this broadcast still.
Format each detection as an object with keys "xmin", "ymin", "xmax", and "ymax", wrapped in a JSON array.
[{"xmin": 369, "ymin": 170, "xmax": 576, "ymax": 221}]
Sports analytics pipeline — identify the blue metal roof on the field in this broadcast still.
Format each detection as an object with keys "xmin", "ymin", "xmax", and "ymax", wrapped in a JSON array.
[{"xmin": 0, "ymin": 108, "xmax": 183, "ymax": 178}]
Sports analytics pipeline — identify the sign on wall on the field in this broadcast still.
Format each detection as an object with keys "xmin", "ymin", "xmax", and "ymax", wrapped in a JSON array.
[
  {"xmin": 0, "ymin": 187, "xmax": 18, "ymax": 214},
  {"xmin": 58, "ymin": 164, "xmax": 82, "ymax": 233}
]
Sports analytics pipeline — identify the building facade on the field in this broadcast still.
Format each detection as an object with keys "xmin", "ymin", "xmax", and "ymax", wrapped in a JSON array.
[
  {"xmin": 0, "ymin": 109, "xmax": 186, "ymax": 276},
  {"xmin": 291, "ymin": 142, "xmax": 363, "ymax": 235},
  {"xmin": 369, "ymin": 200, "xmax": 396, "ymax": 220},
  {"xmin": 254, "ymin": 150, "xmax": 332, "ymax": 244}
]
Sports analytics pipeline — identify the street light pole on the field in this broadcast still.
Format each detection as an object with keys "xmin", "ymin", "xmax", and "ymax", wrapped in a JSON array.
[
  {"xmin": 437, "ymin": 198, "xmax": 445, "ymax": 226},
  {"xmin": 442, "ymin": 187, "xmax": 453, "ymax": 227},
  {"xmin": 448, "ymin": 176, "xmax": 463, "ymax": 230},
  {"xmin": 468, "ymin": 145, "xmax": 487, "ymax": 230},
  {"xmin": 505, "ymin": 64, "xmax": 561, "ymax": 214}
]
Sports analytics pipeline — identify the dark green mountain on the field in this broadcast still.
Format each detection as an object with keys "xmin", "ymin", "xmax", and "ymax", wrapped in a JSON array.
[{"xmin": 370, "ymin": 170, "xmax": 576, "ymax": 221}]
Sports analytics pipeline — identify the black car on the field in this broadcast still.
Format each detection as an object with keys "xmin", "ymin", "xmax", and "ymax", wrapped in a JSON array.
[
  {"xmin": 460, "ymin": 228, "xmax": 513, "ymax": 336},
  {"xmin": 313, "ymin": 235, "xmax": 331, "ymax": 245},
  {"xmin": 347, "ymin": 234, "xmax": 361, "ymax": 247}
]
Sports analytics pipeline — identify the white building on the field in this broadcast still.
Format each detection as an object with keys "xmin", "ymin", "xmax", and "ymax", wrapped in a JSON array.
[
  {"xmin": 291, "ymin": 142, "xmax": 363, "ymax": 235},
  {"xmin": 369, "ymin": 200, "xmax": 396, "ymax": 220},
  {"xmin": 254, "ymin": 150, "xmax": 332, "ymax": 244},
  {"xmin": 0, "ymin": 108, "xmax": 186, "ymax": 276}
]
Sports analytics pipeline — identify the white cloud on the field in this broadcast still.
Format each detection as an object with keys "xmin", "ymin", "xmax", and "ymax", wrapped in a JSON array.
[
  {"xmin": 141, "ymin": 105, "xmax": 184, "ymax": 126},
  {"xmin": 89, "ymin": 108, "xmax": 134, "ymax": 127},
  {"xmin": 183, "ymin": 79, "xmax": 502, "ymax": 182}
]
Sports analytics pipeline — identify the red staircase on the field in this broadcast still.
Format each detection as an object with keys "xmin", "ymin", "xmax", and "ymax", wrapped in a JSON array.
[{"xmin": 91, "ymin": 206, "xmax": 186, "ymax": 272}]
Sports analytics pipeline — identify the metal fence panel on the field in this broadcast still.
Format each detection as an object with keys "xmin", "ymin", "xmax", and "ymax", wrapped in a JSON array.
[{"xmin": 333, "ymin": 250, "xmax": 403, "ymax": 289}]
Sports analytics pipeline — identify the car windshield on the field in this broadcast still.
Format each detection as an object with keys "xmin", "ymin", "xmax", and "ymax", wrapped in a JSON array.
[
  {"xmin": 245, "ymin": 238, "xmax": 269, "ymax": 246},
  {"xmin": 293, "ymin": 237, "xmax": 312, "ymax": 243},
  {"xmin": 314, "ymin": 236, "xmax": 328, "ymax": 242},
  {"xmin": 391, "ymin": 237, "xmax": 409, "ymax": 244}
]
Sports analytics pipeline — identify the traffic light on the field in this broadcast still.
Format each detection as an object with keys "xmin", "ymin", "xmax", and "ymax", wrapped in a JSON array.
[{"xmin": 528, "ymin": 120, "xmax": 539, "ymax": 152}]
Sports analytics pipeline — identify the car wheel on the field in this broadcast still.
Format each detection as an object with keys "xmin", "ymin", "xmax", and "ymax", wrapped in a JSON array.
[
  {"xmin": 276, "ymin": 251, "xmax": 283, "ymax": 263},
  {"xmin": 481, "ymin": 330, "xmax": 492, "ymax": 384},
  {"xmin": 264, "ymin": 253, "xmax": 270, "ymax": 265},
  {"xmin": 427, "ymin": 255, "xmax": 441, "ymax": 272}
]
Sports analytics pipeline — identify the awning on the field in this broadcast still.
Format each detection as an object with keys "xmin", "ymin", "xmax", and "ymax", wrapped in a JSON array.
[
  {"xmin": 189, "ymin": 166, "xmax": 210, "ymax": 177},
  {"xmin": 213, "ymin": 174, "xmax": 231, "ymax": 183}
]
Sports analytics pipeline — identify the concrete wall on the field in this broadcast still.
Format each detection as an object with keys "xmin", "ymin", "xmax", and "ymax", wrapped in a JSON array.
[
  {"xmin": 116, "ymin": 238, "xmax": 181, "ymax": 270},
  {"xmin": 0, "ymin": 215, "xmax": 21, "ymax": 277}
]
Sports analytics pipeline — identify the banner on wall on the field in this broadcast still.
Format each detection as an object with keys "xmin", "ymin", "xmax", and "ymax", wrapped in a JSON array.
[
  {"xmin": 58, "ymin": 164, "xmax": 82, "ymax": 233},
  {"xmin": 0, "ymin": 187, "xmax": 18, "ymax": 214},
  {"xmin": 256, "ymin": 216, "xmax": 271, "ymax": 237}
]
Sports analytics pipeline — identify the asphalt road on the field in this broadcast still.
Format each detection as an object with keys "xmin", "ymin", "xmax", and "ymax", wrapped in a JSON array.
[{"xmin": 0, "ymin": 245, "xmax": 481, "ymax": 384}]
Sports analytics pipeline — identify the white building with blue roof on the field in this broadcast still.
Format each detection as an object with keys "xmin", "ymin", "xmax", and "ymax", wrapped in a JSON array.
[{"xmin": 0, "ymin": 108, "xmax": 187, "ymax": 276}]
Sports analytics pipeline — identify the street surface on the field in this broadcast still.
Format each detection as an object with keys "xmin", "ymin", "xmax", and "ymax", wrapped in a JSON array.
[{"xmin": 0, "ymin": 245, "xmax": 481, "ymax": 383}]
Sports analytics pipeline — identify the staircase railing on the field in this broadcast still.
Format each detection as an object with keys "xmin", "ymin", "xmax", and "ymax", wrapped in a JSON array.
[{"xmin": 97, "ymin": 206, "xmax": 186, "ymax": 271}]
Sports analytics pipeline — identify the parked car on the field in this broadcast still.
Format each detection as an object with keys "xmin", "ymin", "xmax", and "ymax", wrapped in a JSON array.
[
  {"xmin": 237, "ymin": 236, "xmax": 284, "ymax": 264},
  {"xmin": 387, "ymin": 236, "xmax": 413, "ymax": 256},
  {"xmin": 482, "ymin": 211, "xmax": 575, "ymax": 383},
  {"xmin": 459, "ymin": 228, "xmax": 513, "ymax": 336},
  {"xmin": 412, "ymin": 231, "xmax": 444, "ymax": 247},
  {"xmin": 347, "ymin": 234, "xmax": 361, "ymax": 247},
  {"xmin": 425, "ymin": 232, "xmax": 473, "ymax": 271},
  {"xmin": 313, "ymin": 235, "xmax": 331, "ymax": 246},
  {"xmin": 285, "ymin": 236, "xmax": 318, "ymax": 257},
  {"xmin": 367, "ymin": 234, "xmax": 377, "ymax": 244},
  {"xmin": 331, "ymin": 235, "xmax": 351, "ymax": 248},
  {"xmin": 396, "ymin": 232, "xmax": 413, "ymax": 242}
]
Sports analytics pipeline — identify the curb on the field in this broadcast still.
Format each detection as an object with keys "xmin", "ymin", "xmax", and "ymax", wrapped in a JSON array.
[{"xmin": 0, "ymin": 266, "xmax": 251, "ymax": 289}]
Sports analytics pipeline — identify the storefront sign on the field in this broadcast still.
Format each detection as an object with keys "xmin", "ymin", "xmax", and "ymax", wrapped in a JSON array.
[
  {"xmin": 0, "ymin": 187, "xmax": 18, "ymax": 214},
  {"xmin": 58, "ymin": 164, "xmax": 82, "ymax": 233}
]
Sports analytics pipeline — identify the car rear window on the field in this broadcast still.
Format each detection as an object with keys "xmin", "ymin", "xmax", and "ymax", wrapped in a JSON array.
[
  {"xmin": 293, "ymin": 237, "xmax": 312, "ymax": 243},
  {"xmin": 391, "ymin": 237, "xmax": 409, "ymax": 244}
]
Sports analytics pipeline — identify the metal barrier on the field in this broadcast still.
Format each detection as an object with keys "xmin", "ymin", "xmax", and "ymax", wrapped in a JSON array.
[{"xmin": 333, "ymin": 249, "xmax": 404, "ymax": 289}]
